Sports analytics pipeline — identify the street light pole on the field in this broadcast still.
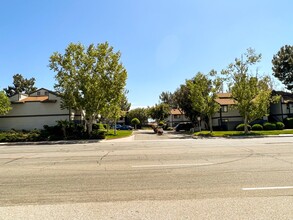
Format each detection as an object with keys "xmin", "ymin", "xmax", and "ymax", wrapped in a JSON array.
[{"xmin": 197, "ymin": 116, "xmax": 201, "ymax": 132}]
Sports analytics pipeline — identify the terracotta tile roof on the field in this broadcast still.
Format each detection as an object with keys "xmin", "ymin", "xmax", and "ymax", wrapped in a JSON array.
[
  {"xmin": 215, "ymin": 98, "xmax": 236, "ymax": 105},
  {"xmin": 19, "ymin": 96, "xmax": 49, "ymax": 103},
  {"xmin": 217, "ymin": 93, "xmax": 232, "ymax": 98},
  {"xmin": 170, "ymin": 109, "xmax": 184, "ymax": 115}
]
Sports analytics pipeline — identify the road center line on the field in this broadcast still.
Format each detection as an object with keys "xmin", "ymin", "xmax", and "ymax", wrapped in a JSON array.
[
  {"xmin": 132, "ymin": 163, "xmax": 213, "ymax": 168},
  {"xmin": 242, "ymin": 186, "xmax": 293, "ymax": 191}
]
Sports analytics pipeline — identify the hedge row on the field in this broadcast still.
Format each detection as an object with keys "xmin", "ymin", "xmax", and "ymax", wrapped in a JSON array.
[
  {"xmin": 284, "ymin": 117, "xmax": 293, "ymax": 129},
  {"xmin": 236, "ymin": 122, "xmax": 285, "ymax": 131},
  {"xmin": 0, "ymin": 122, "xmax": 107, "ymax": 142}
]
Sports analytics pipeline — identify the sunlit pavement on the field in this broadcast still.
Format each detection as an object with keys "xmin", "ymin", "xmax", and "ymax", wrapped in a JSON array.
[{"xmin": 1, "ymin": 136, "xmax": 293, "ymax": 219}]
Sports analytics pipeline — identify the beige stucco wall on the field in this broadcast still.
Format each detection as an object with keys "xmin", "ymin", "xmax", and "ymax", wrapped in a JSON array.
[{"xmin": 0, "ymin": 94, "xmax": 70, "ymax": 131}]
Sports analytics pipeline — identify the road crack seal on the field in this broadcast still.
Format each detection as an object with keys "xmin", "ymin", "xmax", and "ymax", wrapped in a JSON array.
[
  {"xmin": 97, "ymin": 151, "xmax": 111, "ymax": 166},
  {"xmin": 3, "ymin": 157, "xmax": 24, "ymax": 165}
]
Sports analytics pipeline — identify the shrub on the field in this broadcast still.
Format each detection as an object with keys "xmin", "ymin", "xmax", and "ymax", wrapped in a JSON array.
[
  {"xmin": 158, "ymin": 121, "xmax": 165, "ymax": 126},
  {"xmin": 236, "ymin": 124, "xmax": 251, "ymax": 131},
  {"xmin": 91, "ymin": 129, "xmax": 106, "ymax": 139},
  {"xmin": 252, "ymin": 124, "xmax": 263, "ymax": 131},
  {"xmin": 284, "ymin": 117, "xmax": 293, "ymax": 129},
  {"xmin": 131, "ymin": 118, "xmax": 140, "ymax": 129},
  {"xmin": 92, "ymin": 123, "xmax": 106, "ymax": 130},
  {"xmin": 276, "ymin": 122, "xmax": 285, "ymax": 130},
  {"xmin": 263, "ymin": 122, "xmax": 276, "ymax": 130}
]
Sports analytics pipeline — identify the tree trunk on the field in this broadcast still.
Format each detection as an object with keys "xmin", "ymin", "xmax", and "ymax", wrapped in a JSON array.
[
  {"xmin": 114, "ymin": 118, "xmax": 117, "ymax": 135},
  {"xmin": 208, "ymin": 115, "xmax": 213, "ymax": 133},
  {"xmin": 87, "ymin": 115, "xmax": 94, "ymax": 135},
  {"xmin": 244, "ymin": 114, "xmax": 248, "ymax": 134}
]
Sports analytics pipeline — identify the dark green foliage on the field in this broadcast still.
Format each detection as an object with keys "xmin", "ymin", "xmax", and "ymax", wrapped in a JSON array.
[
  {"xmin": 131, "ymin": 118, "xmax": 140, "ymax": 125},
  {"xmin": 159, "ymin": 91, "xmax": 176, "ymax": 108},
  {"xmin": 91, "ymin": 129, "xmax": 106, "ymax": 139},
  {"xmin": 41, "ymin": 124, "xmax": 64, "ymax": 140},
  {"xmin": 276, "ymin": 122, "xmax": 285, "ymax": 130},
  {"xmin": 252, "ymin": 124, "xmax": 263, "ymax": 131},
  {"xmin": 148, "ymin": 103, "xmax": 170, "ymax": 122},
  {"xmin": 158, "ymin": 121, "xmax": 165, "ymax": 126},
  {"xmin": 127, "ymin": 108, "xmax": 149, "ymax": 126},
  {"xmin": 236, "ymin": 124, "xmax": 251, "ymax": 131},
  {"xmin": 131, "ymin": 118, "xmax": 140, "ymax": 129},
  {"xmin": 0, "ymin": 121, "xmax": 109, "ymax": 142},
  {"xmin": 174, "ymin": 83, "xmax": 199, "ymax": 124},
  {"xmin": 4, "ymin": 74, "xmax": 37, "ymax": 96},
  {"xmin": 263, "ymin": 122, "xmax": 277, "ymax": 130},
  {"xmin": 272, "ymin": 45, "xmax": 293, "ymax": 91},
  {"xmin": 92, "ymin": 123, "xmax": 106, "ymax": 130},
  {"xmin": 284, "ymin": 117, "xmax": 293, "ymax": 129},
  {"xmin": 0, "ymin": 130, "xmax": 42, "ymax": 142}
]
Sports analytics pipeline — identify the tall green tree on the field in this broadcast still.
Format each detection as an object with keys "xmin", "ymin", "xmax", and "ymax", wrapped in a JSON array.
[
  {"xmin": 49, "ymin": 42, "xmax": 127, "ymax": 135},
  {"xmin": 223, "ymin": 48, "xmax": 278, "ymax": 134},
  {"xmin": 148, "ymin": 103, "xmax": 170, "ymax": 122},
  {"xmin": 272, "ymin": 45, "xmax": 293, "ymax": 91},
  {"xmin": 127, "ymin": 108, "xmax": 149, "ymax": 126},
  {"xmin": 4, "ymin": 74, "xmax": 37, "ymax": 96},
  {"xmin": 187, "ymin": 71, "xmax": 222, "ymax": 132},
  {"xmin": 159, "ymin": 91, "xmax": 176, "ymax": 108},
  {"xmin": 0, "ymin": 91, "xmax": 12, "ymax": 115},
  {"xmin": 120, "ymin": 90, "xmax": 131, "ymax": 112},
  {"xmin": 173, "ymin": 82, "xmax": 199, "ymax": 124}
]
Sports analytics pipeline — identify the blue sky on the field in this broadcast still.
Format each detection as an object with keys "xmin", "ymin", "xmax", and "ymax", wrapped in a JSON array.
[{"xmin": 1, "ymin": 0, "xmax": 292, "ymax": 108}]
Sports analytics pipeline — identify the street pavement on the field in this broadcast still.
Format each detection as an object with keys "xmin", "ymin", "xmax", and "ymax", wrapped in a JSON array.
[{"xmin": 1, "ymin": 130, "xmax": 293, "ymax": 219}]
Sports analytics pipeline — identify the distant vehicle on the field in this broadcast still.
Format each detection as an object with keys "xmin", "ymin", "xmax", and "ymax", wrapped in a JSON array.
[
  {"xmin": 112, "ymin": 124, "xmax": 122, "ymax": 130},
  {"xmin": 175, "ymin": 122, "xmax": 193, "ymax": 132},
  {"xmin": 119, "ymin": 125, "xmax": 133, "ymax": 130}
]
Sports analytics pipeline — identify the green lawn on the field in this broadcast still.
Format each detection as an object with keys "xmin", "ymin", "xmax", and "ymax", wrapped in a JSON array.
[
  {"xmin": 105, "ymin": 130, "xmax": 133, "ymax": 140},
  {"xmin": 194, "ymin": 129, "xmax": 293, "ymax": 137}
]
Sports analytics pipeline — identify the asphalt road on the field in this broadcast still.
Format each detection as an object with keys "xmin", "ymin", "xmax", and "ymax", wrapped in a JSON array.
[{"xmin": 1, "ymin": 130, "xmax": 293, "ymax": 219}]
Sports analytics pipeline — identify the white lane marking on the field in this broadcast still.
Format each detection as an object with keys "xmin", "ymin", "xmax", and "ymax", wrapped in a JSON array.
[
  {"xmin": 132, "ymin": 163, "xmax": 213, "ymax": 168},
  {"xmin": 242, "ymin": 186, "xmax": 293, "ymax": 191}
]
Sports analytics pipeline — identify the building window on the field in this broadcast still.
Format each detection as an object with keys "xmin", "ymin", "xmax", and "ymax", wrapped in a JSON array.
[
  {"xmin": 44, "ymin": 91, "xmax": 48, "ymax": 96},
  {"xmin": 174, "ymin": 115, "xmax": 181, "ymax": 119},
  {"xmin": 222, "ymin": 105, "xmax": 228, "ymax": 112},
  {"xmin": 37, "ymin": 92, "xmax": 41, "ymax": 96}
]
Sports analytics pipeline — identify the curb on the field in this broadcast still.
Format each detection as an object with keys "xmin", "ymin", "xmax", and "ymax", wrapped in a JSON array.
[
  {"xmin": 0, "ymin": 139, "xmax": 102, "ymax": 146},
  {"xmin": 193, "ymin": 134, "xmax": 293, "ymax": 139}
]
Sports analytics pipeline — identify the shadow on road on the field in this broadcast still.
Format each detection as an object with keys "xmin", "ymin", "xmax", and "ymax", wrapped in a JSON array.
[{"xmin": 134, "ymin": 130, "xmax": 193, "ymax": 140}]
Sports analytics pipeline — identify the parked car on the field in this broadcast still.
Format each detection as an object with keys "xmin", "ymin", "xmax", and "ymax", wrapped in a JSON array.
[
  {"xmin": 119, "ymin": 125, "xmax": 133, "ymax": 130},
  {"xmin": 175, "ymin": 122, "xmax": 193, "ymax": 132},
  {"xmin": 112, "ymin": 124, "xmax": 122, "ymax": 130}
]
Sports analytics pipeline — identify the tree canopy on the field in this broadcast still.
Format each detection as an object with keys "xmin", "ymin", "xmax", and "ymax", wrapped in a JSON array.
[
  {"xmin": 120, "ymin": 90, "xmax": 131, "ymax": 112},
  {"xmin": 49, "ymin": 42, "xmax": 127, "ymax": 134},
  {"xmin": 187, "ymin": 71, "xmax": 222, "ymax": 132},
  {"xmin": 272, "ymin": 45, "xmax": 293, "ymax": 91},
  {"xmin": 173, "ymin": 82, "xmax": 199, "ymax": 124},
  {"xmin": 159, "ymin": 91, "xmax": 176, "ymax": 108},
  {"xmin": 127, "ymin": 108, "xmax": 149, "ymax": 126},
  {"xmin": 0, "ymin": 91, "xmax": 12, "ymax": 115},
  {"xmin": 223, "ymin": 48, "xmax": 277, "ymax": 134},
  {"xmin": 148, "ymin": 103, "xmax": 170, "ymax": 122},
  {"xmin": 131, "ymin": 118, "xmax": 140, "ymax": 129},
  {"xmin": 4, "ymin": 74, "xmax": 37, "ymax": 96}
]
